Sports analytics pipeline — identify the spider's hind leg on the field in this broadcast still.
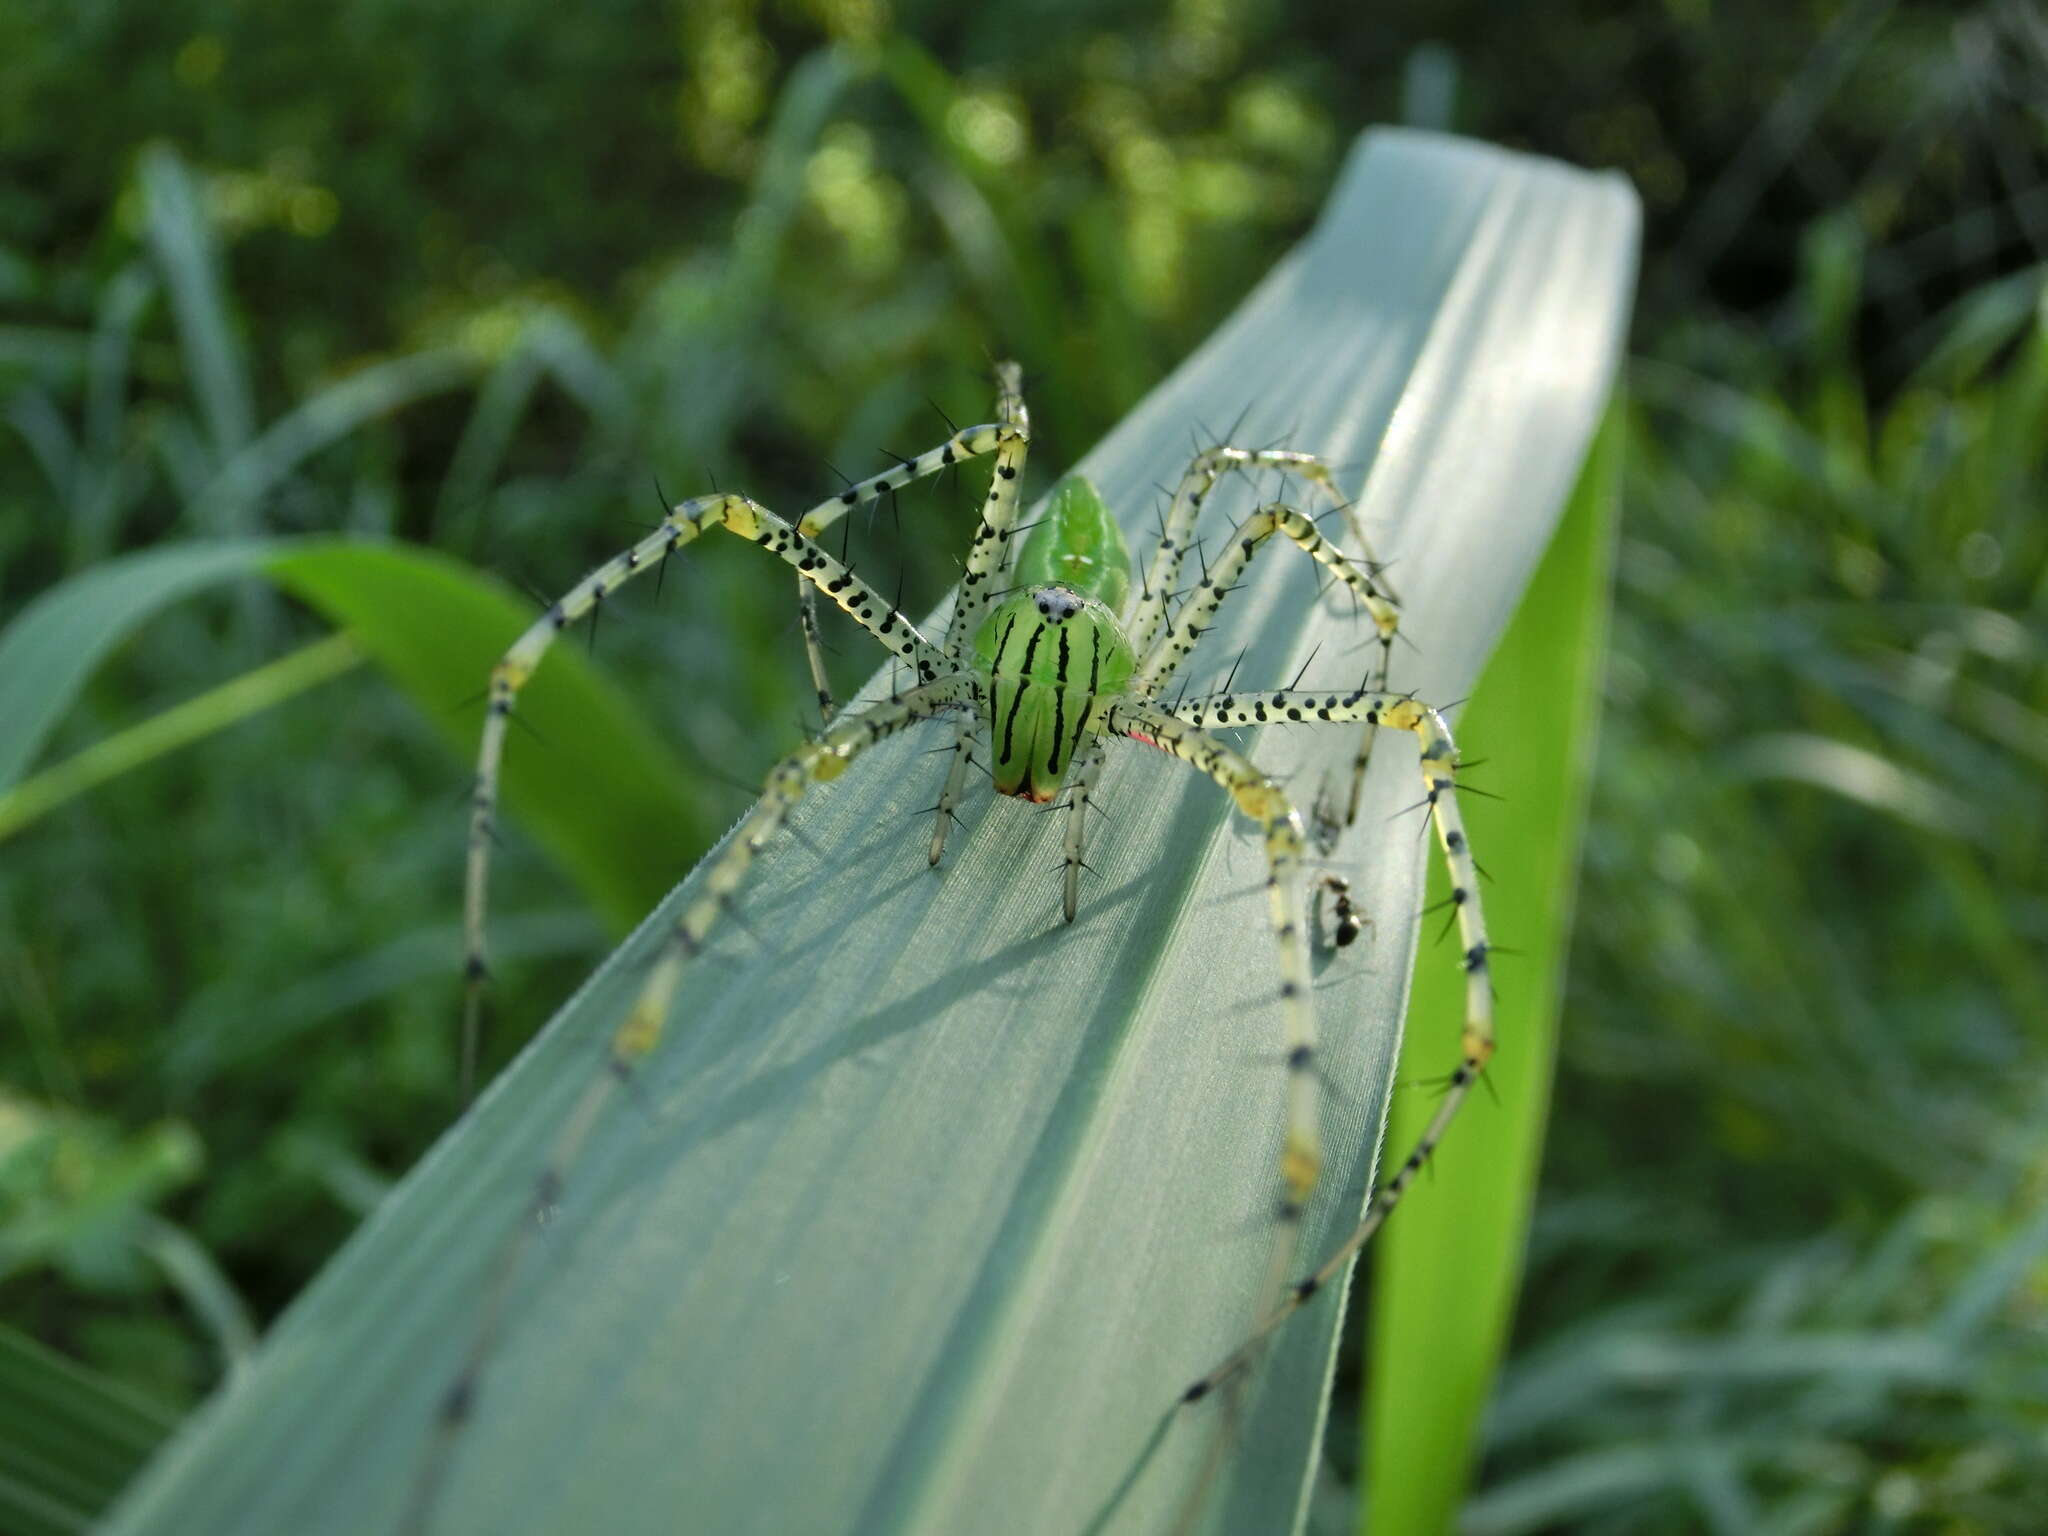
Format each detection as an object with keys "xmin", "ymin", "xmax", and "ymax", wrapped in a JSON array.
[
  {"xmin": 1102, "ymin": 699, "xmax": 1322, "ymax": 1315},
  {"xmin": 410, "ymin": 674, "xmax": 977, "ymax": 1535},
  {"xmin": 463, "ymin": 493, "xmax": 941, "ymax": 1095},
  {"xmin": 1167, "ymin": 683, "xmax": 1494, "ymax": 1399}
]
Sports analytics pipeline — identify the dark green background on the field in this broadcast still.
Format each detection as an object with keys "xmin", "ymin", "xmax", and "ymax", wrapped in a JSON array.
[{"xmin": 3, "ymin": 2, "xmax": 2043, "ymax": 1529}]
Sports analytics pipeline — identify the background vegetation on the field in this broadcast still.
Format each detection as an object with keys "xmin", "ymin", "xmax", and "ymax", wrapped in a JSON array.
[{"xmin": 2, "ymin": 1, "xmax": 2043, "ymax": 1530}]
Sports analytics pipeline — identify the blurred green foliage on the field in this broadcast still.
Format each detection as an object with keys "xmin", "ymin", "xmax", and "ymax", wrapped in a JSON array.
[{"xmin": 2, "ymin": 0, "xmax": 2044, "ymax": 1529}]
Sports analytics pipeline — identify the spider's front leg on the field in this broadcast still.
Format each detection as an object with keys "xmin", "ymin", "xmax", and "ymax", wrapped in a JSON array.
[
  {"xmin": 461, "ymin": 492, "xmax": 945, "ymax": 1094},
  {"xmin": 1124, "ymin": 443, "xmax": 1392, "ymax": 659},
  {"xmin": 1133, "ymin": 500, "xmax": 1396, "ymax": 700},
  {"xmin": 790, "ymin": 361, "xmax": 1031, "ymax": 725},
  {"xmin": 1128, "ymin": 452, "xmax": 1401, "ymax": 828}
]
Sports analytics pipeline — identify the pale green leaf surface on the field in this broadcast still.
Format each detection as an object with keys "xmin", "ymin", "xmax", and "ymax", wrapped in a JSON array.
[{"xmin": 106, "ymin": 130, "xmax": 1638, "ymax": 1536}]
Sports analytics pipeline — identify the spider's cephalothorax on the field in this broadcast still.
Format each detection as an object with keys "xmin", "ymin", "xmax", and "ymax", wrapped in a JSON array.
[{"xmin": 416, "ymin": 362, "xmax": 1497, "ymax": 1532}]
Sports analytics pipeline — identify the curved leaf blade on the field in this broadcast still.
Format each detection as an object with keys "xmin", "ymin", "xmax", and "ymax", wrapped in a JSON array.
[{"xmin": 106, "ymin": 130, "xmax": 1639, "ymax": 1536}]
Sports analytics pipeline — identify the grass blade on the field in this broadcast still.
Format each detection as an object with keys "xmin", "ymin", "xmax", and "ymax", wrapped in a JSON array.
[
  {"xmin": 1363, "ymin": 401, "xmax": 1626, "ymax": 1534},
  {"xmin": 0, "ymin": 634, "xmax": 363, "ymax": 845},
  {"xmin": 191, "ymin": 350, "xmax": 479, "ymax": 536},
  {"xmin": 138, "ymin": 144, "xmax": 253, "ymax": 472}
]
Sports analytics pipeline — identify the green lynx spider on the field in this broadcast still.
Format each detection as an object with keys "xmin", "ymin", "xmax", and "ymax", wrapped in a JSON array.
[{"xmin": 424, "ymin": 362, "xmax": 1495, "ymax": 1524}]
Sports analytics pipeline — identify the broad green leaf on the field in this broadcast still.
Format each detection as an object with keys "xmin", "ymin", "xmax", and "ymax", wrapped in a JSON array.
[
  {"xmin": 0, "ymin": 540, "xmax": 702, "ymax": 929},
  {"xmin": 1365, "ymin": 402, "xmax": 1625, "ymax": 1534},
  {"xmin": 264, "ymin": 542, "xmax": 710, "ymax": 929},
  {"xmin": 106, "ymin": 131, "xmax": 1639, "ymax": 1536}
]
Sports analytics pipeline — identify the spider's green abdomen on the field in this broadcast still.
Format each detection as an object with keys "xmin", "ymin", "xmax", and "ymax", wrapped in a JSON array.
[{"xmin": 973, "ymin": 586, "xmax": 1135, "ymax": 801}]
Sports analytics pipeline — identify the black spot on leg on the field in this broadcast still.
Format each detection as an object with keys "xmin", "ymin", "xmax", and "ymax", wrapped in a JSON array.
[
  {"xmin": 1182, "ymin": 1379, "xmax": 1212, "ymax": 1404},
  {"xmin": 1293, "ymin": 1276, "xmax": 1321, "ymax": 1303},
  {"xmin": 1286, "ymin": 1044, "xmax": 1313, "ymax": 1070}
]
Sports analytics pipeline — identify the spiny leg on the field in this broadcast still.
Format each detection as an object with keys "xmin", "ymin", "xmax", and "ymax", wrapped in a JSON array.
[
  {"xmin": 1292, "ymin": 493, "xmax": 1400, "ymax": 829},
  {"xmin": 1314, "ymin": 504, "xmax": 1401, "ymax": 828},
  {"xmin": 1124, "ymin": 445, "xmax": 1351, "ymax": 660},
  {"xmin": 796, "ymin": 572, "xmax": 837, "ymax": 724},
  {"xmin": 411, "ymin": 675, "xmax": 976, "ymax": 1535},
  {"xmin": 785, "ymin": 360, "xmax": 1028, "ymax": 691},
  {"xmin": 1101, "ymin": 700, "xmax": 1320, "ymax": 1314},
  {"xmin": 1059, "ymin": 742, "xmax": 1108, "ymax": 922},
  {"xmin": 1166, "ymin": 685, "xmax": 1492, "ymax": 1398},
  {"xmin": 789, "ymin": 392, "xmax": 1029, "ymax": 724},
  {"xmin": 462, "ymin": 492, "xmax": 946, "ymax": 1096},
  {"xmin": 927, "ymin": 715, "xmax": 979, "ymax": 866},
  {"xmin": 1133, "ymin": 500, "xmax": 1397, "ymax": 700},
  {"xmin": 1120, "ymin": 442, "xmax": 1399, "ymax": 828},
  {"xmin": 942, "ymin": 360, "xmax": 1034, "ymax": 670}
]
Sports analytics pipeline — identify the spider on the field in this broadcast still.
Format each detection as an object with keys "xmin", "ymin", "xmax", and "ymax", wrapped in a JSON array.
[{"xmin": 416, "ymin": 361, "xmax": 1494, "ymax": 1529}]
